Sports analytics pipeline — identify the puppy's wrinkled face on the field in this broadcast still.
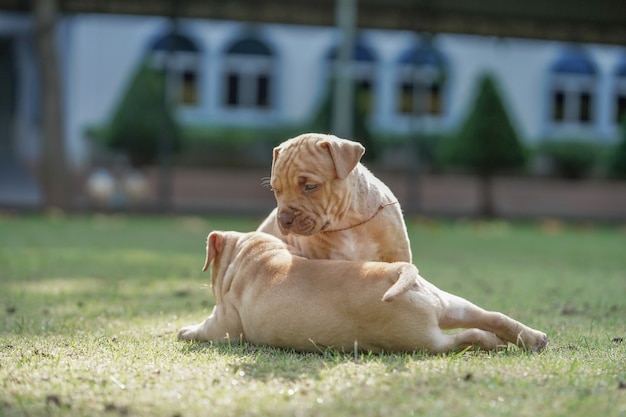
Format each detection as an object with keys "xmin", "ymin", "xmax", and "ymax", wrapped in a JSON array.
[{"xmin": 270, "ymin": 134, "xmax": 363, "ymax": 236}]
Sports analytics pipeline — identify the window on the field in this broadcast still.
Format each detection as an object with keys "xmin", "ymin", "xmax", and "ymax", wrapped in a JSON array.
[
  {"xmin": 222, "ymin": 38, "xmax": 275, "ymax": 110},
  {"xmin": 327, "ymin": 41, "xmax": 377, "ymax": 114},
  {"xmin": 614, "ymin": 55, "xmax": 626, "ymax": 125},
  {"xmin": 548, "ymin": 47, "xmax": 597, "ymax": 127},
  {"xmin": 617, "ymin": 95, "xmax": 626, "ymax": 124},
  {"xmin": 552, "ymin": 91, "xmax": 565, "ymax": 122},
  {"xmin": 181, "ymin": 69, "xmax": 197, "ymax": 104},
  {"xmin": 149, "ymin": 32, "xmax": 201, "ymax": 106},
  {"xmin": 396, "ymin": 41, "xmax": 446, "ymax": 118}
]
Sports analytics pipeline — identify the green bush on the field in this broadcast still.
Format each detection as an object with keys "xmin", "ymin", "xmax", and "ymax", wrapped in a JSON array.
[
  {"xmin": 101, "ymin": 62, "xmax": 180, "ymax": 167},
  {"xmin": 538, "ymin": 140, "xmax": 599, "ymax": 180},
  {"xmin": 374, "ymin": 132, "xmax": 447, "ymax": 172},
  {"xmin": 608, "ymin": 117, "xmax": 626, "ymax": 179},
  {"xmin": 175, "ymin": 125, "xmax": 299, "ymax": 168}
]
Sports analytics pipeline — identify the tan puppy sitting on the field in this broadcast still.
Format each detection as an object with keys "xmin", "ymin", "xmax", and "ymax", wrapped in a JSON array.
[
  {"xmin": 257, "ymin": 133, "xmax": 411, "ymax": 263},
  {"xmin": 178, "ymin": 231, "xmax": 548, "ymax": 354}
]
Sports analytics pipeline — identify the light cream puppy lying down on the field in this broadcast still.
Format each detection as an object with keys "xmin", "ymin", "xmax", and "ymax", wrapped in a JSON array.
[{"xmin": 178, "ymin": 231, "xmax": 548, "ymax": 354}]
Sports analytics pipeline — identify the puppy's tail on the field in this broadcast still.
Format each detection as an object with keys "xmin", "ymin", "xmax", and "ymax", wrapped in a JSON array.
[{"xmin": 382, "ymin": 264, "xmax": 420, "ymax": 302}]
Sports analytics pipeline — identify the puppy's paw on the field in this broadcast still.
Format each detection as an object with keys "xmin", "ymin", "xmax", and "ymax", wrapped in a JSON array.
[
  {"xmin": 518, "ymin": 330, "xmax": 548, "ymax": 352},
  {"xmin": 177, "ymin": 324, "xmax": 202, "ymax": 341},
  {"xmin": 532, "ymin": 332, "xmax": 548, "ymax": 352}
]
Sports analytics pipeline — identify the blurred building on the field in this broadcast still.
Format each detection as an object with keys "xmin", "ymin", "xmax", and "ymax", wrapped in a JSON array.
[{"xmin": 0, "ymin": 7, "xmax": 625, "ymax": 207}]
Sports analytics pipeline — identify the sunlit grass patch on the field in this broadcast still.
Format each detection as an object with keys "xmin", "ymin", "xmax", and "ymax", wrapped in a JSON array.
[{"xmin": 1, "ymin": 215, "xmax": 625, "ymax": 417}]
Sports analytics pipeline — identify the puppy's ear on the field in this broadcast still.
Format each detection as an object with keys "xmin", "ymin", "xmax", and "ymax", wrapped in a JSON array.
[
  {"xmin": 270, "ymin": 145, "xmax": 282, "ymax": 179},
  {"xmin": 319, "ymin": 138, "xmax": 365, "ymax": 179},
  {"xmin": 202, "ymin": 232, "xmax": 224, "ymax": 272},
  {"xmin": 382, "ymin": 264, "xmax": 420, "ymax": 302}
]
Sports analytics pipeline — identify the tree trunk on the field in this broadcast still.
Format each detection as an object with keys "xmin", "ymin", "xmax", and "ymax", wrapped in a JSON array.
[
  {"xmin": 34, "ymin": 0, "xmax": 68, "ymax": 210},
  {"xmin": 478, "ymin": 172, "xmax": 494, "ymax": 218}
]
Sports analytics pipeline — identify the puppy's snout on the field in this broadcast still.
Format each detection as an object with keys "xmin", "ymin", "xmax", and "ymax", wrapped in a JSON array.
[{"xmin": 278, "ymin": 213, "xmax": 295, "ymax": 229}]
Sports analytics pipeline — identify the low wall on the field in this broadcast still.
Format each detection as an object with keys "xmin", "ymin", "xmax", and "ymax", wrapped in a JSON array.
[{"xmin": 142, "ymin": 168, "xmax": 626, "ymax": 221}]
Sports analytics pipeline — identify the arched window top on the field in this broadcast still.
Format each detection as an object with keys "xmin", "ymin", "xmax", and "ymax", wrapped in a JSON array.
[
  {"xmin": 398, "ymin": 42, "xmax": 445, "ymax": 68},
  {"xmin": 148, "ymin": 31, "xmax": 201, "ymax": 106},
  {"xmin": 327, "ymin": 40, "xmax": 377, "ymax": 62},
  {"xmin": 226, "ymin": 38, "xmax": 273, "ymax": 56},
  {"xmin": 551, "ymin": 47, "xmax": 596, "ymax": 75},
  {"xmin": 150, "ymin": 32, "xmax": 199, "ymax": 53}
]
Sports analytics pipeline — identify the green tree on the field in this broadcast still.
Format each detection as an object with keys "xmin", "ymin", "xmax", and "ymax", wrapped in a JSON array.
[
  {"xmin": 103, "ymin": 62, "xmax": 180, "ymax": 167},
  {"xmin": 609, "ymin": 117, "xmax": 626, "ymax": 179},
  {"xmin": 443, "ymin": 74, "xmax": 526, "ymax": 217}
]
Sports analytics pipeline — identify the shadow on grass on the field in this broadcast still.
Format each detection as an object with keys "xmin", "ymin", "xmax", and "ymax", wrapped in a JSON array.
[{"xmin": 179, "ymin": 338, "xmax": 462, "ymax": 383}]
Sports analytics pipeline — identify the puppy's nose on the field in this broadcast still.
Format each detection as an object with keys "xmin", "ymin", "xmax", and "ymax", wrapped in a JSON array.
[{"xmin": 278, "ymin": 213, "xmax": 294, "ymax": 229}]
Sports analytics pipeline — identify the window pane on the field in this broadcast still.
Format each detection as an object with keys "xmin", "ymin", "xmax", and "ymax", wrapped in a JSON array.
[
  {"xmin": 226, "ymin": 73, "xmax": 239, "ymax": 106},
  {"xmin": 398, "ymin": 82, "xmax": 414, "ymax": 114},
  {"xmin": 180, "ymin": 70, "xmax": 197, "ymax": 104},
  {"xmin": 579, "ymin": 92, "xmax": 592, "ymax": 123},
  {"xmin": 356, "ymin": 79, "xmax": 373, "ymax": 114},
  {"xmin": 357, "ymin": 79, "xmax": 371, "ymax": 91},
  {"xmin": 616, "ymin": 95, "xmax": 626, "ymax": 124},
  {"xmin": 428, "ymin": 83, "xmax": 441, "ymax": 115},
  {"xmin": 256, "ymin": 75, "xmax": 270, "ymax": 108},
  {"xmin": 552, "ymin": 90, "xmax": 565, "ymax": 122}
]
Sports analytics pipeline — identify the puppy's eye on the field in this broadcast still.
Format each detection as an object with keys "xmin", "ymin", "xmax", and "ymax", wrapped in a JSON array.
[{"xmin": 304, "ymin": 184, "xmax": 318, "ymax": 192}]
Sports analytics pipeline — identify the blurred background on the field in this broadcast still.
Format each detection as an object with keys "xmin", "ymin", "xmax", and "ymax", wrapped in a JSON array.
[{"xmin": 1, "ymin": 0, "xmax": 625, "ymax": 220}]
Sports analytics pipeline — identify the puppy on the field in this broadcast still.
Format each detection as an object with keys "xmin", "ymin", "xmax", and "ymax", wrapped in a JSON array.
[
  {"xmin": 257, "ymin": 133, "xmax": 411, "ymax": 263},
  {"xmin": 178, "ymin": 231, "xmax": 548, "ymax": 354}
]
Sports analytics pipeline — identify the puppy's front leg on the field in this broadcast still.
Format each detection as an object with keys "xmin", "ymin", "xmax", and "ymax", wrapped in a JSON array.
[
  {"xmin": 178, "ymin": 305, "xmax": 244, "ymax": 343},
  {"xmin": 437, "ymin": 291, "xmax": 548, "ymax": 351}
]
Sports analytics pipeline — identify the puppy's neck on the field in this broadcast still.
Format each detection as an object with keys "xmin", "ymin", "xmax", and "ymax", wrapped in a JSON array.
[
  {"xmin": 323, "ymin": 201, "xmax": 397, "ymax": 234},
  {"xmin": 325, "ymin": 164, "xmax": 398, "ymax": 233}
]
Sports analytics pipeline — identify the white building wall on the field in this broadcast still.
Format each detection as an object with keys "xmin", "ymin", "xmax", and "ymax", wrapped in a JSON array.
[
  {"xmin": 439, "ymin": 35, "xmax": 548, "ymax": 142},
  {"xmin": 64, "ymin": 14, "xmax": 168, "ymax": 166},
  {"xmin": 265, "ymin": 24, "xmax": 335, "ymax": 123},
  {"xmin": 3, "ymin": 11, "xmax": 625, "ymax": 168},
  {"xmin": 591, "ymin": 45, "xmax": 625, "ymax": 140},
  {"xmin": 366, "ymin": 30, "xmax": 413, "ymax": 131}
]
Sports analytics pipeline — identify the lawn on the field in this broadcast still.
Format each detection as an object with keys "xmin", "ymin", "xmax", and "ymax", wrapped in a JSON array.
[{"xmin": 0, "ymin": 214, "xmax": 625, "ymax": 417}]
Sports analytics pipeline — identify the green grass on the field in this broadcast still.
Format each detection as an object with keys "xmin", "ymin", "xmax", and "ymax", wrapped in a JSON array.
[{"xmin": 0, "ymin": 214, "xmax": 625, "ymax": 417}]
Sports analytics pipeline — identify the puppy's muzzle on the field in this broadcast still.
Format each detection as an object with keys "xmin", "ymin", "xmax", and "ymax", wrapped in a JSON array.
[
  {"xmin": 278, "ymin": 212, "xmax": 295, "ymax": 231},
  {"xmin": 278, "ymin": 208, "xmax": 317, "ymax": 236}
]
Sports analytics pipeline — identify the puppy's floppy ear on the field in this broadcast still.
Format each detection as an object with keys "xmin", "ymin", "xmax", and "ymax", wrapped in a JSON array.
[
  {"xmin": 319, "ymin": 138, "xmax": 365, "ymax": 179},
  {"xmin": 202, "ymin": 231, "xmax": 224, "ymax": 272},
  {"xmin": 382, "ymin": 264, "xmax": 420, "ymax": 302},
  {"xmin": 270, "ymin": 145, "xmax": 282, "ymax": 179}
]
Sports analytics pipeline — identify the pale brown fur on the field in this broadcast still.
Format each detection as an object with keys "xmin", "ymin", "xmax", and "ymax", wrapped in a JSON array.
[
  {"xmin": 178, "ymin": 231, "xmax": 548, "ymax": 354},
  {"xmin": 257, "ymin": 133, "xmax": 411, "ymax": 262}
]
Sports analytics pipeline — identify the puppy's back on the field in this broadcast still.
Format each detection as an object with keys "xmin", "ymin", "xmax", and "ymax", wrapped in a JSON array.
[{"xmin": 240, "ymin": 252, "xmax": 431, "ymax": 352}]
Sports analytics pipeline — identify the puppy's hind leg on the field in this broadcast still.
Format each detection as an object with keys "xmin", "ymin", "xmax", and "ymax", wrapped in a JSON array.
[
  {"xmin": 178, "ymin": 305, "xmax": 243, "ymax": 343},
  {"xmin": 177, "ymin": 319, "xmax": 211, "ymax": 341},
  {"xmin": 436, "ymin": 290, "xmax": 548, "ymax": 352},
  {"xmin": 427, "ymin": 328, "xmax": 507, "ymax": 353}
]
